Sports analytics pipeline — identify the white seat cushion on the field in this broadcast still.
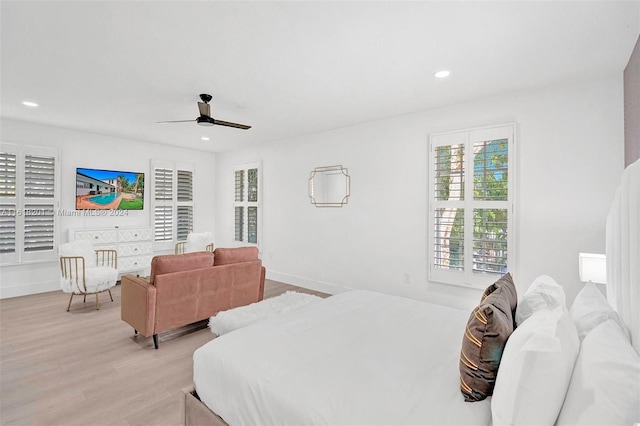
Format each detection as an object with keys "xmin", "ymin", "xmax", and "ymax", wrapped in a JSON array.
[{"xmin": 60, "ymin": 266, "xmax": 118, "ymax": 294}]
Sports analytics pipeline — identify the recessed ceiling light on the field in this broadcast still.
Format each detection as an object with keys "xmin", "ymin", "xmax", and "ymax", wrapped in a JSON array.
[
  {"xmin": 434, "ymin": 70, "xmax": 451, "ymax": 79},
  {"xmin": 22, "ymin": 101, "xmax": 39, "ymax": 107},
  {"xmin": 201, "ymin": 136, "xmax": 210, "ymax": 141}
]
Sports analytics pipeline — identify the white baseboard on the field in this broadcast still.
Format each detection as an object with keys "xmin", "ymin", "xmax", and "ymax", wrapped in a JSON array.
[
  {"xmin": 266, "ymin": 271, "xmax": 350, "ymax": 296},
  {"xmin": 0, "ymin": 280, "xmax": 59, "ymax": 299}
]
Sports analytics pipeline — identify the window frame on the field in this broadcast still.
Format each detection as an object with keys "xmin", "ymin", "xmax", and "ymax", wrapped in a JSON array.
[
  {"xmin": 0, "ymin": 143, "xmax": 60, "ymax": 265},
  {"xmin": 427, "ymin": 123, "xmax": 516, "ymax": 289}
]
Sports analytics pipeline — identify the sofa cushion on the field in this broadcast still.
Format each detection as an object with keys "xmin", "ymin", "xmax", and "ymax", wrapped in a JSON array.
[
  {"xmin": 150, "ymin": 251, "xmax": 214, "ymax": 285},
  {"xmin": 214, "ymin": 247, "xmax": 259, "ymax": 266}
]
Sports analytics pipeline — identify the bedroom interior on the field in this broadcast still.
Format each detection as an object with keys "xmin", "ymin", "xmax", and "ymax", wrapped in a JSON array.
[{"xmin": 1, "ymin": 1, "xmax": 639, "ymax": 425}]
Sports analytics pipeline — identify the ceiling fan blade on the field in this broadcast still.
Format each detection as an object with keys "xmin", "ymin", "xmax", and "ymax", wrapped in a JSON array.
[
  {"xmin": 198, "ymin": 102, "xmax": 210, "ymax": 117},
  {"xmin": 157, "ymin": 119, "xmax": 196, "ymax": 124},
  {"xmin": 214, "ymin": 119, "xmax": 251, "ymax": 130}
]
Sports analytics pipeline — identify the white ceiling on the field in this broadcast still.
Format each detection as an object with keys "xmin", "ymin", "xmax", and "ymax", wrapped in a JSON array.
[{"xmin": 2, "ymin": 1, "xmax": 639, "ymax": 153}]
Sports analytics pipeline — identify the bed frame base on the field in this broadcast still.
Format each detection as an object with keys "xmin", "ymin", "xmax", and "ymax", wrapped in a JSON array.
[{"xmin": 183, "ymin": 385, "xmax": 229, "ymax": 426}]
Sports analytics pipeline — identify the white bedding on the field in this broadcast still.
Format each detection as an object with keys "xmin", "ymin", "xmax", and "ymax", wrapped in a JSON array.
[{"xmin": 193, "ymin": 290, "xmax": 491, "ymax": 425}]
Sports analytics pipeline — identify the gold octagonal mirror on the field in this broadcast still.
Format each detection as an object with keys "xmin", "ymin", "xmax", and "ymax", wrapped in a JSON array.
[{"xmin": 308, "ymin": 165, "xmax": 350, "ymax": 207}]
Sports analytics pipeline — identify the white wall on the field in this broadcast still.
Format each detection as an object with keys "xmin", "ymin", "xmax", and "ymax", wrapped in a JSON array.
[
  {"xmin": 0, "ymin": 118, "xmax": 217, "ymax": 298},
  {"xmin": 214, "ymin": 74, "xmax": 625, "ymax": 311}
]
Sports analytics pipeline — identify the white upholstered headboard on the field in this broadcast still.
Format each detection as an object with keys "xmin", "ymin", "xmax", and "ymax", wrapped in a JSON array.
[{"xmin": 606, "ymin": 158, "xmax": 640, "ymax": 354}]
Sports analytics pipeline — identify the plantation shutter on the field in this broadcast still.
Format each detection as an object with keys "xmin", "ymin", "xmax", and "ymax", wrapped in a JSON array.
[
  {"xmin": 176, "ymin": 206, "xmax": 193, "ymax": 241},
  {"xmin": 233, "ymin": 163, "xmax": 260, "ymax": 246},
  {"xmin": 0, "ymin": 150, "xmax": 17, "ymax": 256},
  {"xmin": 429, "ymin": 124, "xmax": 515, "ymax": 288},
  {"xmin": 0, "ymin": 151, "xmax": 17, "ymax": 197},
  {"xmin": 0, "ymin": 205, "xmax": 16, "ymax": 254},
  {"xmin": 1, "ymin": 145, "xmax": 59, "ymax": 264},
  {"xmin": 151, "ymin": 161, "xmax": 196, "ymax": 249},
  {"xmin": 24, "ymin": 155, "xmax": 55, "ymax": 198},
  {"xmin": 23, "ymin": 152, "xmax": 56, "ymax": 256},
  {"xmin": 177, "ymin": 171, "xmax": 193, "ymax": 202},
  {"xmin": 472, "ymin": 138, "xmax": 509, "ymax": 274},
  {"xmin": 176, "ymin": 169, "xmax": 194, "ymax": 241},
  {"xmin": 23, "ymin": 204, "xmax": 55, "ymax": 252},
  {"xmin": 433, "ymin": 143, "xmax": 465, "ymax": 273},
  {"xmin": 234, "ymin": 170, "xmax": 244, "ymax": 241},
  {"xmin": 234, "ymin": 206, "xmax": 244, "ymax": 241},
  {"xmin": 154, "ymin": 167, "xmax": 173, "ymax": 241},
  {"xmin": 235, "ymin": 170, "xmax": 244, "ymax": 202}
]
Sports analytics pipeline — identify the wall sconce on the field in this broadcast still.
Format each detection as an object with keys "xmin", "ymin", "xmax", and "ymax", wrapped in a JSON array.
[{"xmin": 578, "ymin": 253, "xmax": 607, "ymax": 284}]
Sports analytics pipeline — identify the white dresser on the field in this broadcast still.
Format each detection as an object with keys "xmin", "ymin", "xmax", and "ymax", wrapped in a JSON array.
[{"xmin": 68, "ymin": 227, "xmax": 153, "ymax": 276}]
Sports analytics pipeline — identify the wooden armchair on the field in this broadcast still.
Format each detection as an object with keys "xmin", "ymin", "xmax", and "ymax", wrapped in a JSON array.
[{"xmin": 59, "ymin": 240, "xmax": 118, "ymax": 311}]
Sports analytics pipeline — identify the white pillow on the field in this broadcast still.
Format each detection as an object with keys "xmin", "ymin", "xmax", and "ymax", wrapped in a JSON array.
[
  {"xmin": 515, "ymin": 275, "xmax": 566, "ymax": 325},
  {"xmin": 185, "ymin": 232, "xmax": 213, "ymax": 253},
  {"xmin": 491, "ymin": 308, "xmax": 580, "ymax": 426},
  {"xmin": 556, "ymin": 319, "xmax": 640, "ymax": 426},
  {"xmin": 570, "ymin": 281, "xmax": 629, "ymax": 341}
]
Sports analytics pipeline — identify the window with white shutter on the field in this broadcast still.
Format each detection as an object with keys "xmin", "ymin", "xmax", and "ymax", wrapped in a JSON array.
[
  {"xmin": 1, "ymin": 144, "xmax": 59, "ymax": 265},
  {"xmin": 233, "ymin": 162, "xmax": 260, "ymax": 246},
  {"xmin": 428, "ymin": 124, "xmax": 515, "ymax": 288},
  {"xmin": 151, "ymin": 161, "xmax": 195, "ymax": 250}
]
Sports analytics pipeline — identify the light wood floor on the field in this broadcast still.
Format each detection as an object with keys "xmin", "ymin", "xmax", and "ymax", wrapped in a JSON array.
[{"xmin": 0, "ymin": 280, "xmax": 329, "ymax": 426}]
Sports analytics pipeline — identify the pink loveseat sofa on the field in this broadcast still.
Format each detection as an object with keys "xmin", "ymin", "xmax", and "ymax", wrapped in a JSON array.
[{"xmin": 121, "ymin": 247, "xmax": 265, "ymax": 349}]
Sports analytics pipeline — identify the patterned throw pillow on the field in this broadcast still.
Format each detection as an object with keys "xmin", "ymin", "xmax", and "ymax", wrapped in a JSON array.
[{"xmin": 459, "ymin": 273, "xmax": 517, "ymax": 401}]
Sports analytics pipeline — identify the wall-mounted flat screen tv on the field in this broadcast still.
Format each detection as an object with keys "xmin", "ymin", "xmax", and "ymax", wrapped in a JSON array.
[{"xmin": 76, "ymin": 168, "xmax": 145, "ymax": 210}]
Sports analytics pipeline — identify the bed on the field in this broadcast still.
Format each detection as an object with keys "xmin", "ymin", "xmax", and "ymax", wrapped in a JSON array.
[
  {"xmin": 185, "ymin": 160, "xmax": 640, "ymax": 425},
  {"xmin": 193, "ymin": 290, "xmax": 492, "ymax": 425}
]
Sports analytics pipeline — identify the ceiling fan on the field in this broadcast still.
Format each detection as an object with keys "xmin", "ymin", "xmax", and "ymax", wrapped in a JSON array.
[{"xmin": 158, "ymin": 94, "xmax": 251, "ymax": 130}]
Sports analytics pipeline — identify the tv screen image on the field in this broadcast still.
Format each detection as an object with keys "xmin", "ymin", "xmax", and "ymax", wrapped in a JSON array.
[{"xmin": 76, "ymin": 168, "xmax": 145, "ymax": 210}]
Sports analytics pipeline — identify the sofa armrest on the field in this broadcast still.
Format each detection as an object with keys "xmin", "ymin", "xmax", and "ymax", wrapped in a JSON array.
[{"xmin": 121, "ymin": 274, "xmax": 156, "ymax": 337}]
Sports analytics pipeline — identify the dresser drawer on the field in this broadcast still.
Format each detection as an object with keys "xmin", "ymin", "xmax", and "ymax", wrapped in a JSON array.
[
  {"xmin": 70, "ymin": 229, "xmax": 118, "ymax": 245},
  {"xmin": 117, "ymin": 228, "xmax": 153, "ymax": 242},
  {"xmin": 118, "ymin": 242, "xmax": 152, "ymax": 257}
]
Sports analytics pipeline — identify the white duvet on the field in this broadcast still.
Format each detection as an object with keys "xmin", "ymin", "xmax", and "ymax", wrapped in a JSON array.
[{"xmin": 193, "ymin": 290, "xmax": 491, "ymax": 425}]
